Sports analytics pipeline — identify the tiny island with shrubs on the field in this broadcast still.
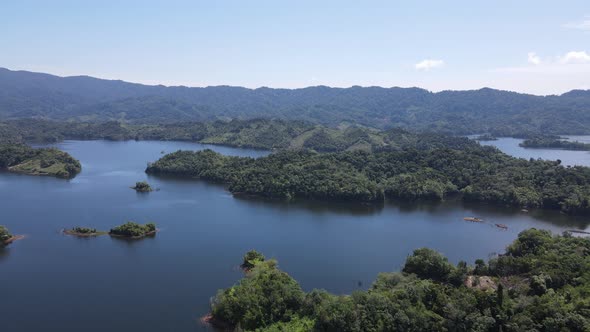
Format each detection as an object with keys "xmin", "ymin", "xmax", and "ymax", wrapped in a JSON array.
[
  {"xmin": 109, "ymin": 221, "xmax": 157, "ymax": 238},
  {"xmin": 0, "ymin": 225, "xmax": 22, "ymax": 246},
  {"xmin": 63, "ymin": 222, "xmax": 157, "ymax": 239},
  {"xmin": 131, "ymin": 181, "xmax": 153, "ymax": 192},
  {"xmin": 63, "ymin": 226, "xmax": 108, "ymax": 237}
]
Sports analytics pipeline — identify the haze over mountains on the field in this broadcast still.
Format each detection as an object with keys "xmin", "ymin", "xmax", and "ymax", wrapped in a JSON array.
[{"xmin": 1, "ymin": 67, "xmax": 590, "ymax": 135}]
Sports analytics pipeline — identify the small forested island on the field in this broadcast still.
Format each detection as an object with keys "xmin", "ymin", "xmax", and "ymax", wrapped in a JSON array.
[
  {"xmin": 109, "ymin": 221, "xmax": 156, "ymax": 238},
  {"xmin": 1, "ymin": 225, "xmax": 14, "ymax": 246},
  {"xmin": 63, "ymin": 226, "xmax": 107, "ymax": 237},
  {"xmin": 131, "ymin": 181, "xmax": 153, "ymax": 192},
  {"xmin": 147, "ymin": 136, "xmax": 590, "ymax": 214},
  {"xmin": 0, "ymin": 144, "xmax": 81, "ymax": 178},
  {"xmin": 474, "ymin": 134, "xmax": 498, "ymax": 141},
  {"xmin": 0, "ymin": 225, "xmax": 22, "ymax": 246},
  {"xmin": 520, "ymin": 137, "xmax": 590, "ymax": 151},
  {"xmin": 207, "ymin": 229, "xmax": 590, "ymax": 331}
]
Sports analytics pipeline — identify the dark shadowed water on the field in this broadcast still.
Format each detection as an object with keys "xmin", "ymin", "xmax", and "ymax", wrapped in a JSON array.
[{"xmin": 1, "ymin": 140, "xmax": 588, "ymax": 332}]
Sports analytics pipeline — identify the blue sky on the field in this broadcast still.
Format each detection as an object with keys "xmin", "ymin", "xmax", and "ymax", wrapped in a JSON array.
[{"xmin": 1, "ymin": 0, "xmax": 589, "ymax": 94}]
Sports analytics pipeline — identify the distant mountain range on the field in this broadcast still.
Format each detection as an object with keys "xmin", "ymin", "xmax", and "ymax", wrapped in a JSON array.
[{"xmin": 1, "ymin": 67, "xmax": 590, "ymax": 135}]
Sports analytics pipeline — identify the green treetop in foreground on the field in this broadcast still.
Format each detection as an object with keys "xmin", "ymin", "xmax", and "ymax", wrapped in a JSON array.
[
  {"xmin": 241, "ymin": 250, "xmax": 266, "ymax": 271},
  {"xmin": 209, "ymin": 229, "xmax": 590, "ymax": 331},
  {"xmin": 109, "ymin": 221, "xmax": 156, "ymax": 238}
]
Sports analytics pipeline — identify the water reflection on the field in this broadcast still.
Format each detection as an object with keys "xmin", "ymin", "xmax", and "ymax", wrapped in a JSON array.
[
  {"xmin": 233, "ymin": 195, "xmax": 385, "ymax": 216},
  {"xmin": 0, "ymin": 247, "xmax": 10, "ymax": 262}
]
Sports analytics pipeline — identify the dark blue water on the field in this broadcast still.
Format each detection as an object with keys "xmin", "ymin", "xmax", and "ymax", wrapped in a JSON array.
[{"xmin": 1, "ymin": 140, "xmax": 588, "ymax": 332}]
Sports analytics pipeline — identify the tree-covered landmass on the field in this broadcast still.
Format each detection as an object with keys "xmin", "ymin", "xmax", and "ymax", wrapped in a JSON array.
[
  {"xmin": 0, "ymin": 225, "xmax": 13, "ymax": 245},
  {"xmin": 131, "ymin": 181, "xmax": 153, "ymax": 192},
  {"xmin": 2, "ymin": 68, "xmax": 590, "ymax": 136},
  {"xmin": 109, "ymin": 221, "xmax": 156, "ymax": 238},
  {"xmin": 209, "ymin": 230, "xmax": 590, "ymax": 331},
  {"xmin": 64, "ymin": 226, "xmax": 107, "ymax": 237},
  {"xmin": 520, "ymin": 137, "xmax": 590, "ymax": 151},
  {"xmin": 147, "ymin": 142, "xmax": 590, "ymax": 213},
  {"xmin": 0, "ymin": 144, "xmax": 81, "ymax": 178}
]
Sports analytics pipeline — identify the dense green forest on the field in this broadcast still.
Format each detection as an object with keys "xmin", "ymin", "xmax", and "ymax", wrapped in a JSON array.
[
  {"xmin": 146, "ymin": 138, "xmax": 590, "ymax": 214},
  {"xmin": 2, "ymin": 68, "xmax": 590, "ymax": 135},
  {"xmin": 0, "ymin": 144, "xmax": 81, "ymax": 178},
  {"xmin": 520, "ymin": 137, "xmax": 590, "ymax": 151},
  {"xmin": 208, "ymin": 229, "xmax": 590, "ymax": 331}
]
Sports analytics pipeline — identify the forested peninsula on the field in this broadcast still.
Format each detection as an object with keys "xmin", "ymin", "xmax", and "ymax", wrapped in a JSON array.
[
  {"xmin": 0, "ymin": 144, "xmax": 81, "ymax": 178},
  {"xmin": 146, "ymin": 134, "xmax": 590, "ymax": 214},
  {"xmin": 207, "ymin": 229, "xmax": 590, "ymax": 331},
  {"xmin": 520, "ymin": 137, "xmax": 590, "ymax": 151}
]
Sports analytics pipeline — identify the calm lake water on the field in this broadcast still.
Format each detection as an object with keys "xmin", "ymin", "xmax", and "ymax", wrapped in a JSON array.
[
  {"xmin": 1, "ymin": 140, "xmax": 589, "ymax": 332},
  {"xmin": 477, "ymin": 135, "xmax": 590, "ymax": 167}
]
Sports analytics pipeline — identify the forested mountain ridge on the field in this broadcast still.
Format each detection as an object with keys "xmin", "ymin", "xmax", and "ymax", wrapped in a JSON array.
[
  {"xmin": 2, "ymin": 68, "xmax": 590, "ymax": 135},
  {"xmin": 0, "ymin": 118, "xmax": 470, "ymax": 151}
]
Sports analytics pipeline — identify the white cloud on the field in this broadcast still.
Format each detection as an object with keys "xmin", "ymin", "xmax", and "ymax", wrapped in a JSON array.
[
  {"xmin": 563, "ymin": 17, "xmax": 590, "ymax": 31},
  {"xmin": 527, "ymin": 52, "xmax": 541, "ymax": 65},
  {"xmin": 496, "ymin": 51, "xmax": 590, "ymax": 72},
  {"xmin": 415, "ymin": 59, "xmax": 444, "ymax": 71},
  {"xmin": 559, "ymin": 51, "xmax": 590, "ymax": 64}
]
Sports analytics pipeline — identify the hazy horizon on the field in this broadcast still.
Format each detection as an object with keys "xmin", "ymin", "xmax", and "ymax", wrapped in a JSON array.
[
  {"xmin": 1, "ymin": 1, "xmax": 589, "ymax": 95},
  {"xmin": 3, "ymin": 66, "xmax": 587, "ymax": 97}
]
